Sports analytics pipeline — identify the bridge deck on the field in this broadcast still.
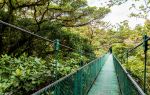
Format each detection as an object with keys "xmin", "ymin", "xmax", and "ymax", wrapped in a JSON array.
[{"xmin": 88, "ymin": 55, "xmax": 121, "ymax": 95}]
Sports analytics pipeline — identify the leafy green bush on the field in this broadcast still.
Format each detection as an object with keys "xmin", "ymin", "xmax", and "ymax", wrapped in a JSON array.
[
  {"xmin": 0, "ymin": 52, "xmax": 90, "ymax": 94},
  {"xmin": 0, "ymin": 54, "xmax": 52, "ymax": 94}
]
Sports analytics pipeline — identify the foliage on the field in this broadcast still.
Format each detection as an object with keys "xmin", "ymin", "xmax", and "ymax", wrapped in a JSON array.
[
  {"xmin": 0, "ymin": 0, "xmax": 108, "ymax": 57},
  {"xmin": 0, "ymin": 52, "xmax": 89, "ymax": 94},
  {"xmin": 1, "ymin": 0, "xmax": 150, "ymax": 94},
  {"xmin": 0, "ymin": 54, "xmax": 50, "ymax": 94},
  {"xmin": 111, "ymin": 22, "xmax": 150, "ymax": 94}
]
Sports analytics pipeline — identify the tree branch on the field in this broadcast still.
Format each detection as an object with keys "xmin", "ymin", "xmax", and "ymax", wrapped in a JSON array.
[
  {"xmin": 0, "ymin": 0, "xmax": 6, "ymax": 9},
  {"xmin": 33, "ymin": 6, "xmax": 40, "ymax": 32},
  {"xmin": 14, "ymin": 0, "xmax": 45, "ymax": 9},
  {"xmin": 56, "ymin": 13, "xmax": 87, "ymax": 22},
  {"xmin": 62, "ymin": 18, "xmax": 96, "ymax": 27}
]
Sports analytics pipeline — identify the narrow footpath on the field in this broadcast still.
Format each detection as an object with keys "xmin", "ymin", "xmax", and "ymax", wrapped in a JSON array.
[{"xmin": 88, "ymin": 55, "xmax": 121, "ymax": 95}]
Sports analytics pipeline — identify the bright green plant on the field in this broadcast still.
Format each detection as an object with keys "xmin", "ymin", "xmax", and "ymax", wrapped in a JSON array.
[{"xmin": 0, "ymin": 54, "xmax": 51, "ymax": 94}]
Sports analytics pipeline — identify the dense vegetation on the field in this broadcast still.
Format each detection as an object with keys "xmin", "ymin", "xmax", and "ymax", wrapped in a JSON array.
[
  {"xmin": 0, "ymin": 0, "xmax": 150, "ymax": 94},
  {"xmin": 111, "ymin": 20, "xmax": 150, "ymax": 94},
  {"xmin": 0, "ymin": 0, "xmax": 110, "ymax": 94}
]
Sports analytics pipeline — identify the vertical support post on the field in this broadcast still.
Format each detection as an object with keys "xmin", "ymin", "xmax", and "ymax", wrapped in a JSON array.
[
  {"xmin": 143, "ymin": 35, "xmax": 148, "ymax": 93},
  {"xmin": 74, "ymin": 72, "xmax": 78, "ymax": 95},
  {"xmin": 54, "ymin": 39, "xmax": 59, "ymax": 80},
  {"xmin": 121, "ymin": 48, "xmax": 123, "ymax": 63},
  {"xmin": 79, "ymin": 50, "xmax": 83, "ymax": 67},
  {"xmin": 80, "ymin": 71, "xmax": 83, "ymax": 95},
  {"xmin": 79, "ymin": 50, "xmax": 83, "ymax": 95},
  {"xmin": 54, "ymin": 39, "xmax": 60, "ymax": 95},
  {"xmin": 126, "ymin": 50, "xmax": 129, "ymax": 69},
  {"xmin": 109, "ymin": 46, "xmax": 112, "ymax": 54},
  {"xmin": 123, "ymin": 52, "xmax": 125, "ymax": 64},
  {"xmin": 54, "ymin": 85, "xmax": 60, "ymax": 95},
  {"xmin": 74, "ymin": 50, "xmax": 83, "ymax": 95},
  {"xmin": 74, "ymin": 70, "xmax": 82, "ymax": 95}
]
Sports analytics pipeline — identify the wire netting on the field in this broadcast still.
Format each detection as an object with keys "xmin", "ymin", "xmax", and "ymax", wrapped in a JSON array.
[
  {"xmin": 32, "ymin": 53, "xmax": 109, "ymax": 95},
  {"xmin": 113, "ymin": 55, "xmax": 145, "ymax": 95},
  {"xmin": 0, "ymin": 20, "xmax": 98, "ymax": 94},
  {"xmin": 124, "ymin": 43, "xmax": 150, "ymax": 94}
]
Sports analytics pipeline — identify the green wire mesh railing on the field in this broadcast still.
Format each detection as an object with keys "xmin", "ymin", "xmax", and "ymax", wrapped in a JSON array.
[
  {"xmin": 32, "ymin": 53, "xmax": 109, "ymax": 95},
  {"xmin": 119, "ymin": 35, "xmax": 150, "ymax": 94},
  {"xmin": 113, "ymin": 55, "xmax": 145, "ymax": 95}
]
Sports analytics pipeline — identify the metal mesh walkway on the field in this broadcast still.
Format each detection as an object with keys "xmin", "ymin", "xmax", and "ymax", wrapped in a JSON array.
[{"xmin": 88, "ymin": 54, "xmax": 121, "ymax": 95}]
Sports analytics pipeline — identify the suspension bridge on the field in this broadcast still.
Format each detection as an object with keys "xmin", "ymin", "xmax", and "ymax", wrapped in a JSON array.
[
  {"xmin": 31, "ymin": 53, "xmax": 145, "ymax": 95},
  {"xmin": 0, "ymin": 20, "xmax": 148, "ymax": 95}
]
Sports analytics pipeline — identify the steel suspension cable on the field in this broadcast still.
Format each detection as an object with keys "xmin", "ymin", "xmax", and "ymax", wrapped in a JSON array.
[
  {"xmin": 128, "ymin": 37, "xmax": 150, "ymax": 53},
  {"xmin": 0, "ymin": 20, "xmax": 84, "ymax": 54}
]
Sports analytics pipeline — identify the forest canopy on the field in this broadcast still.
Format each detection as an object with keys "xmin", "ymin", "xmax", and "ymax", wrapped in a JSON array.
[{"xmin": 0, "ymin": 0, "xmax": 150, "ymax": 95}]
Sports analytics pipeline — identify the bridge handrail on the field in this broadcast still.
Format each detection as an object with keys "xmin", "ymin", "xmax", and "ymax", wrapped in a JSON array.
[
  {"xmin": 113, "ymin": 55, "xmax": 145, "ymax": 95},
  {"xmin": 32, "ymin": 53, "xmax": 109, "ymax": 95}
]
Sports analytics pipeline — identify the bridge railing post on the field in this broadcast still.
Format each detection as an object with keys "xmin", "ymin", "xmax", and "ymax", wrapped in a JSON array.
[
  {"xmin": 54, "ymin": 39, "xmax": 60, "ymax": 79},
  {"xmin": 79, "ymin": 50, "xmax": 83, "ymax": 67},
  {"xmin": 126, "ymin": 50, "xmax": 129, "ymax": 69},
  {"xmin": 143, "ymin": 35, "xmax": 148, "ymax": 93},
  {"xmin": 74, "ymin": 71, "xmax": 78, "ymax": 95},
  {"xmin": 109, "ymin": 46, "xmax": 112, "ymax": 53},
  {"xmin": 79, "ymin": 50, "xmax": 83, "ymax": 95},
  {"xmin": 54, "ymin": 39, "xmax": 60, "ymax": 95},
  {"xmin": 74, "ymin": 70, "xmax": 82, "ymax": 95}
]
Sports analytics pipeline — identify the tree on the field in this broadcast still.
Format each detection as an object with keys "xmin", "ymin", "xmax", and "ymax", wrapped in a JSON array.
[{"xmin": 0, "ymin": 0, "xmax": 110, "ymax": 55}]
